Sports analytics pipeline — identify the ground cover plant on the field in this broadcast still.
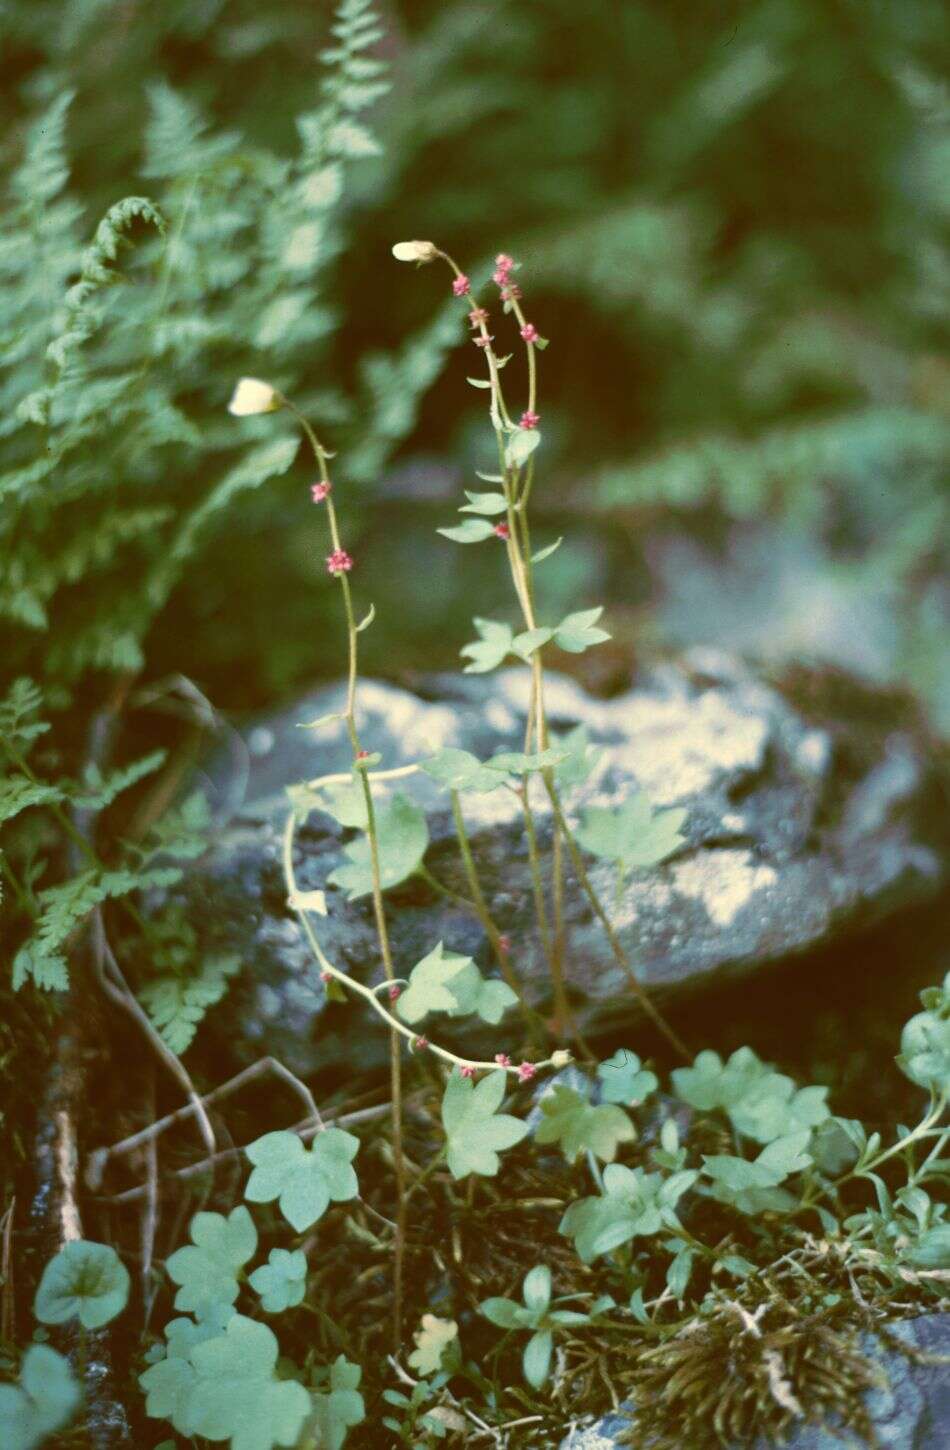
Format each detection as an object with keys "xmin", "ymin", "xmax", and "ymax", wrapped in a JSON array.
[{"xmin": 4, "ymin": 231, "xmax": 948, "ymax": 1449}]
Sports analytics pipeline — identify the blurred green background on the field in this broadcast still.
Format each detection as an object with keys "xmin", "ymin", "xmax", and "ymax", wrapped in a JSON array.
[{"xmin": 2, "ymin": 0, "xmax": 948, "ymax": 725}]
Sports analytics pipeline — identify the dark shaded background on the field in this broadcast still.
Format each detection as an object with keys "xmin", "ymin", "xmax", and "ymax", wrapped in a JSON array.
[{"xmin": 2, "ymin": 0, "xmax": 947, "ymax": 722}]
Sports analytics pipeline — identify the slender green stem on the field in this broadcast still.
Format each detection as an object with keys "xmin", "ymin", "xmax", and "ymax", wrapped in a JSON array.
[
  {"xmin": 544, "ymin": 779, "xmax": 689, "ymax": 1059},
  {"xmin": 416, "ymin": 861, "xmax": 480, "ymax": 912},
  {"xmin": 449, "ymin": 789, "xmax": 540, "ymax": 1037},
  {"xmin": 436, "ymin": 255, "xmax": 565, "ymax": 1021},
  {"xmin": 435, "ymin": 251, "xmax": 679, "ymax": 1055},
  {"xmin": 841, "ymin": 1095, "xmax": 948, "ymax": 1186},
  {"xmin": 404, "ymin": 1146, "xmax": 448, "ymax": 1205},
  {"xmin": 285, "ymin": 397, "xmax": 406, "ymax": 1349},
  {"xmin": 282, "ymin": 809, "xmax": 566, "ymax": 1077},
  {"xmin": 0, "ymin": 852, "xmax": 32, "ymax": 913},
  {"xmin": 521, "ymin": 784, "xmax": 555, "ymax": 965}
]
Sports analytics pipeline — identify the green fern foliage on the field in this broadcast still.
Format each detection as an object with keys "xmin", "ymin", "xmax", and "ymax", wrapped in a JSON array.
[
  {"xmin": 0, "ymin": 0, "xmax": 401, "ymax": 691},
  {"xmin": 140, "ymin": 953, "xmax": 241, "ymax": 1055}
]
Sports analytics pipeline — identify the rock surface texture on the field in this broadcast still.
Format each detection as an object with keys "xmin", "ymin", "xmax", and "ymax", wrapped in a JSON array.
[
  {"xmin": 174, "ymin": 652, "xmax": 944, "ymax": 1074},
  {"xmin": 558, "ymin": 1313, "xmax": 950, "ymax": 1449}
]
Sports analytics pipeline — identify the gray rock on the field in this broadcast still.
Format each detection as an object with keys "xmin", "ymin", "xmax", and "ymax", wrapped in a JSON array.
[
  {"xmin": 169, "ymin": 654, "xmax": 944, "ymax": 1074},
  {"xmin": 558, "ymin": 1313, "xmax": 950, "ymax": 1449}
]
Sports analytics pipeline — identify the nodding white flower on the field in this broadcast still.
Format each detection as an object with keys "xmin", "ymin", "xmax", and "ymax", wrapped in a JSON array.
[
  {"xmin": 227, "ymin": 378, "xmax": 279, "ymax": 416},
  {"xmin": 550, "ymin": 1049, "xmax": 573, "ymax": 1069},
  {"xmin": 391, "ymin": 240, "xmax": 437, "ymax": 263}
]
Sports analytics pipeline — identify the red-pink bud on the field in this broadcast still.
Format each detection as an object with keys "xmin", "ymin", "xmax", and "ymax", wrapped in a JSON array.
[
  {"xmin": 519, "ymin": 411, "xmax": 540, "ymax": 430},
  {"xmin": 356, "ymin": 749, "xmax": 370, "ymax": 760},
  {"xmin": 500, "ymin": 284, "xmax": 522, "ymax": 301},
  {"xmin": 320, "ymin": 970, "xmax": 333, "ymax": 983},
  {"xmin": 517, "ymin": 1061, "xmax": 537, "ymax": 1082},
  {"xmin": 326, "ymin": 548, "xmax": 353, "ymax": 576},
  {"xmin": 452, "ymin": 274, "xmax": 471, "ymax": 297},
  {"xmin": 497, "ymin": 934, "xmax": 512, "ymax": 954},
  {"xmin": 494, "ymin": 1052, "xmax": 512, "ymax": 1068},
  {"xmin": 495, "ymin": 253, "xmax": 515, "ymax": 272},
  {"xmin": 473, "ymin": 334, "xmax": 494, "ymax": 348},
  {"xmin": 311, "ymin": 480, "xmax": 331, "ymax": 503},
  {"xmin": 460, "ymin": 1065, "xmax": 476, "ymax": 1079},
  {"xmin": 468, "ymin": 307, "xmax": 489, "ymax": 327},
  {"xmin": 411, "ymin": 1035, "xmax": 429, "ymax": 1052},
  {"xmin": 493, "ymin": 522, "xmax": 510, "ymax": 540},
  {"xmin": 388, "ymin": 983, "xmax": 400, "ymax": 1001},
  {"xmin": 520, "ymin": 323, "xmax": 539, "ymax": 344}
]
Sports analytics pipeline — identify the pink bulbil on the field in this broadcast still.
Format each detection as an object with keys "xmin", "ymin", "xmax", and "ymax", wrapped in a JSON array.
[
  {"xmin": 326, "ymin": 548, "xmax": 353, "ymax": 576},
  {"xmin": 311, "ymin": 480, "xmax": 331, "ymax": 503},
  {"xmin": 452, "ymin": 274, "xmax": 471, "ymax": 297}
]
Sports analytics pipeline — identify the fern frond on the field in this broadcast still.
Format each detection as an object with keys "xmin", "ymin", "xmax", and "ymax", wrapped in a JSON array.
[
  {"xmin": 0, "ymin": 677, "xmax": 48, "ymax": 748},
  {"xmin": 10, "ymin": 90, "xmax": 75, "ymax": 205},
  {"xmin": 146, "ymin": 434, "xmax": 299, "ymax": 611},
  {"xmin": 44, "ymin": 196, "xmax": 165, "ymax": 378},
  {"xmin": 13, "ymin": 864, "xmax": 183, "ymax": 992},
  {"xmin": 75, "ymin": 749, "xmax": 167, "ymax": 811},
  {"xmin": 143, "ymin": 82, "xmax": 240, "ymax": 180},
  {"xmin": 0, "ymin": 778, "xmax": 65, "ymax": 827},
  {"xmin": 349, "ymin": 301, "xmax": 461, "ymax": 483},
  {"xmin": 140, "ymin": 954, "xmax": 240, "ymax": 1053},
  {"xmin": 595, "ymin": 410, "xmax": 950, "ymax": 523},
  {"xmin": 141, "ymin": 791, "xmax": 213, "ymax": 863}
]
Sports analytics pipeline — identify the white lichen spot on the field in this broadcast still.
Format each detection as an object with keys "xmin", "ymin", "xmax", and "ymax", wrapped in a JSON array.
[
  {"xmin": 560, "ymin": 1425, "xmax": 622, "ymax": 1450},
  {"xmin": 585, "ymin": 857, "xmax": 673, "ymax": 932},
  {"xmin": 497, "ymin": 668, "xmax": 609, "ymax": 729},
  {"xmin": 357, "ymin": 681, "xmax": 460, "ymax": 758},
  {"xmin": 672, "ymin": 851, "xmax": 777, "ymax": 927},
  {"xmin": 484, "ymin": 698, "xmax": 517, "ymax": 734},
  {"xmin": 607, "ymin": 689, "xmax": 769, "ymax": 804},
  {"xmin": 797, "ymin": 729, "xmax": 831, "ymax": 775}
]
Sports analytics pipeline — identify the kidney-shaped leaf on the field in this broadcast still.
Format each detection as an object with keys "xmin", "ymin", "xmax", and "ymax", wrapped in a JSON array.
[{"xmin": 34, "ymin": 1240, "xmax": 130, "ymax": 1330}]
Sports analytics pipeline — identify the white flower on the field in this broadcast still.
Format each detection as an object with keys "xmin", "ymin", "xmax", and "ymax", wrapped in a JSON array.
[
  {"xmin": 227, "ymin": 377, "xmax": 280, "ymax": 416},
  {"xmin": 391, "ymin": 240, "xmax": 437, "ymax": 263},
  {"xmin": 550, "ymin": 1049, "xmax": 573, "ymax": 1069}
]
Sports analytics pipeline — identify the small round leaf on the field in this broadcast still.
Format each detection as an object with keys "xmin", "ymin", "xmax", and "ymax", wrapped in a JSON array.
[{"xmin": 34, "ymin": 1241, "xmax": 130, "ymax": 1330}]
